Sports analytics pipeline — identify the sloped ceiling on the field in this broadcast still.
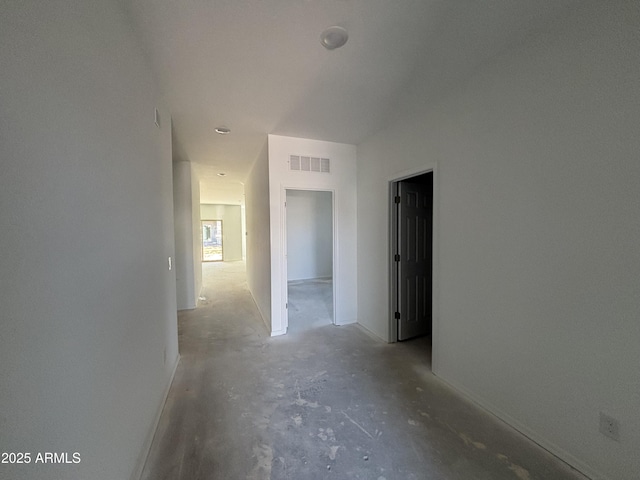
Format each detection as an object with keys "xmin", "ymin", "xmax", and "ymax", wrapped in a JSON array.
[{"xmin": 125, "ymin": 0, "xmax": 580, "ymax": 204}]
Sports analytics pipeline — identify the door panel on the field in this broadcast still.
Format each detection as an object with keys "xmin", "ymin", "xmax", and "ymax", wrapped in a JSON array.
[{"xmin": 397, "ymin": 174, "xmax": 433, "ymax": 341}]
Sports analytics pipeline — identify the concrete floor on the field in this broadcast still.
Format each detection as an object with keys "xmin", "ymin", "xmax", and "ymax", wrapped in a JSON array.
[
  {"xmin": 141, "ymin": 261, "xmax": 588, "ymax": 480},
  {"xmin": 287, "ymin": 278, "xmax": 333, "ymax": 333}
]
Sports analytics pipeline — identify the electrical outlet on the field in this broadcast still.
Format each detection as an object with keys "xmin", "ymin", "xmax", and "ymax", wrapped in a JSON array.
[{"xmin": 599, "ymin": 412, "xmax": 620, "ymax": 441}]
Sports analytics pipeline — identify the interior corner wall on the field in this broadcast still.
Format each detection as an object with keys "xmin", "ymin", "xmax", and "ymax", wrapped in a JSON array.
[
  {"xmin": 245, "ymin": 139, "xmax": 272, "ymax": 331},
  {"xmin": 200, "ymin": 204, "xmax": 243, "ymax": 261},
  {"xmin": 286, "ymin": 190, "xmax": 333, "ymax": 281},
  {"xmin": 0, "ymin": 1, "xmax": 179, "ymax": 479},
  {"xmin": 356, "ymin": 2, "xmax": 640, "ymax": 479},
  {"xmin": 268, "ymin": 135, "xmax": 357, "ymax": 336},
  {"xmin": 173, "ymin": 161, "xmax": 199, "ymax": 310}
]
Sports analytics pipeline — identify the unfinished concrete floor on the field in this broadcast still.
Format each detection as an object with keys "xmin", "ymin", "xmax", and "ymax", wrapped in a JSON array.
[
  {"xmin": 141, "ymin": 261, "xmax": 588, "ymax": 480},
  {"xmin": 287, "ymin": 278, "xmax": 333, "ymax": 333}
]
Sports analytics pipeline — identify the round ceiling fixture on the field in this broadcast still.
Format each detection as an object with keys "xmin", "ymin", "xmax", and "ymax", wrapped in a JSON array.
[
  {"xmin": 320, "ymin": 26, "xmax": 348, "ymax": 50},
  {"xmin": 214, "ymin": 126, "xmax": 231, "ymax": 135},
  {"xmin": 217, "ymin": 172, "xmax": 226, "ymax": 177}
]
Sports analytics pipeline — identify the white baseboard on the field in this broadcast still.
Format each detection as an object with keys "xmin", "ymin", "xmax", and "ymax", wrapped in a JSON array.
[
  {"xmin": 335, "ymin": 318, "xmax": 357, "ymax": 327},
  {"xmin": 130, "ymin": 354, "xmax": 180, "ymax": 480},
  {"xmin": 436, "ymin": 374, "xmax": 602, "ymax": 480},
  {"xmin": 287, "ymin": 276, "xmax": 333, "ymax": 285},
  {"xmin": 354, "ymin": 322, "xmax": 387, "ymax": 342}
]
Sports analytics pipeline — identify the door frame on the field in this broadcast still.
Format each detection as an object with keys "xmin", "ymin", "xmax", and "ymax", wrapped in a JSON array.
[
  {"xmin": 388, "ymin": 164, "xmax": 438, "ymax": 349},
  {"xmin": 281, "ymin": 187, "xmax": 337, "ymax": 334}
]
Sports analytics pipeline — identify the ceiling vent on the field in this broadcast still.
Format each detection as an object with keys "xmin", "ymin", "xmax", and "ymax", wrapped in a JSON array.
[{"xmin": 289, "ymin": 155, "xmax": 331, "ymax": 174}]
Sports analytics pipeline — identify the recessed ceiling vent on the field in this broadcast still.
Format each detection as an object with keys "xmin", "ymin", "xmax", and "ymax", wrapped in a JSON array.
[{"xmin": 289, "ymin": 155, "xmax": 331, "ymax": 174}]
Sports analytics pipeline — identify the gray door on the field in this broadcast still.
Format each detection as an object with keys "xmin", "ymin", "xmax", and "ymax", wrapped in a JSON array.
[{"xmin": 396, "ymin": 173, "xmax": 433, "ymax": 341}]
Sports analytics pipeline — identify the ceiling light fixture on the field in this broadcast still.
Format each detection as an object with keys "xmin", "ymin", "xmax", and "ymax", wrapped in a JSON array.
[
  {"xmin": 217, "ymin": 173, "xmax": 226, "ymax": 177},
  {"xmin": 214, "ymin": 127, "xmax": 231, "ymax": 135},
  {"xmin": 320, "ymin": 26, "xmax": 348, "ymax": 50}
]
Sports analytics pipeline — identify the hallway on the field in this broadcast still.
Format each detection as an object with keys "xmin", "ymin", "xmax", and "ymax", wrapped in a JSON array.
[{"xmin": 142, "ymin": 262, "xmax": 587, "ymax": 480}]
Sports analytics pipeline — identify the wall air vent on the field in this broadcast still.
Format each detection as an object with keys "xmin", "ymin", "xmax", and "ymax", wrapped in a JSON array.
[{"xmin": 289, "ymin": 155, "xmax": 331, "ymax": 174}]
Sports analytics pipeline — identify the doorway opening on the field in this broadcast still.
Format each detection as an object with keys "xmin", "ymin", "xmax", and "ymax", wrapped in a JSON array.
[
  {"xmin": 285, "ymin": 189, "xmax": 335, "ymax": 334},
  {"xmin": 202, "ymin": 219, "xmax": 223, "ymax": 262},
  {"xmin": 390, "ymin": 171, "xmax": 434, "ymax": 343}
]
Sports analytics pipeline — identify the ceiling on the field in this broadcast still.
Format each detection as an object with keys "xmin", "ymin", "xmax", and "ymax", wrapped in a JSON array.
[{"xmin": 124, "ymin": 0, "xmax": 580, "ymax": 205}]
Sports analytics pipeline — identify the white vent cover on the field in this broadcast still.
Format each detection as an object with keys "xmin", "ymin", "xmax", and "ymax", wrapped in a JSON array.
[{"xmin": 289, "ymin": 155, "xmax": 331, "ymax": 174}]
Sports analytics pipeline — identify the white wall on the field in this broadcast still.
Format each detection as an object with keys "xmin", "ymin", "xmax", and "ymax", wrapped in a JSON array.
[
  {"xmin": 356, "ymin": 2, "xmax": 640, "ymax": 479},
  {"xmin": 245, "ymin": 140, "xmax": 272, "ymax": 331},
  {"xmin": 241, "ymin": 204, "xmax": 247, "ymax": 260},
  {"xmin": 173, "ymin": 161, "xmax": 201, "ymax": 309},
  {"xmin": 0, "ymin": 1, "xmax": 179, "ymax": 479},
  {"xmin": 201, "ymin": 204, "xmax": 243, "ymax": 261},
  {"xmin": 192, "ymin": 170, "xmax": 202, "ymax": 302},
  {"xmin": 269, "ymin": 135, "xmax": 357, "ymax": 335},
  {"xmin": 286, "ymin": 190, "xmax": 333, "ymax": 281}
]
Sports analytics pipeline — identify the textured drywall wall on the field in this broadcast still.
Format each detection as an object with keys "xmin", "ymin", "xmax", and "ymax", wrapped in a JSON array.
[
  {"xmin": 0, "ymin": 1, "xmax": 179, "ymax": 479},
  {"xmin": 245, "ymin": 140, "xmax": 272, "ymax": 331},
  {"xmin": 201, "ymin": 204, "xmax": 243, "ymax": 261},
  {"xmin": 356, "ymin": 1, "xmax": 640, "ymax": 478},
  {"xmin": 286, "ymin": 190, "xmax": 333, "ymax": 281},
  {"xmin": 268, "ymin": 135, "xmax": 357, "ymax": 335}
]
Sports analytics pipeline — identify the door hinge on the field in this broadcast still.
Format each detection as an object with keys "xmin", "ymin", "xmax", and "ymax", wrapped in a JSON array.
[
  {"xmin": 394, "ymin": 196, "xmax": 401, "ymax": 204},
  {"xmin": 394, "ymin": 254, "xmax": 400, "ymax": 262},
  {"xmin": 394, "ymin": 312, "xmax": 401, "ymax": 320},
  {"xmin": 285, "ymin": 303, "xmax": 288, "ymax": 309}
]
